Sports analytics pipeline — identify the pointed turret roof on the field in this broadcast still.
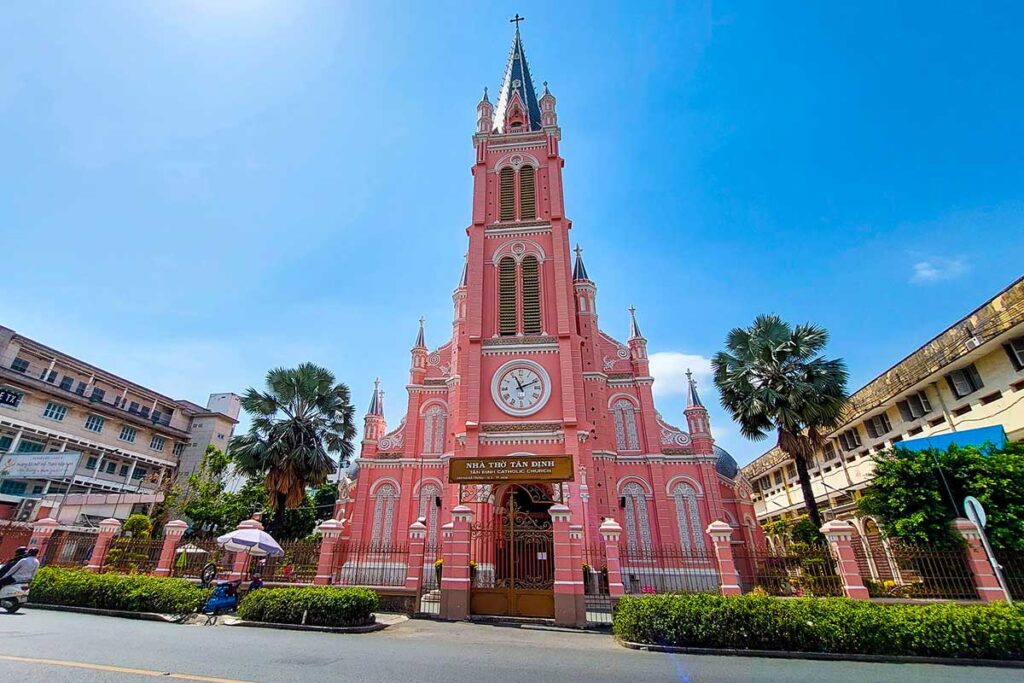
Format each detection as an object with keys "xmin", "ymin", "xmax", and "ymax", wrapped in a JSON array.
[
  {"xmin": 628, "ymin": 305, "xmax": 643, "ymax": 339},
  {"xmin": 414, "ymin": 316, "xmax": 426, "ymax": 349},
  {"xmin": 458, "ymin": 253, "xmax": 468, "ymax": 288},
  {"xmin": 572, "ymin": 244, "xmax": 590, "ymax": 281},
  {"xmin": 367, "ymin": 378, "xmax": 384, "ymax": 417},
  {"xmin": 686, "ymin": 369, "xmax": 705, "ymax": 409},
  {"xmin": 492, "ymin": 26, "xmax": 543, "ymax": 133}
]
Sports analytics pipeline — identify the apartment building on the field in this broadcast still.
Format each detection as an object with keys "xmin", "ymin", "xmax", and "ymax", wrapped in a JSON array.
[
  {"xmin": 0, "ymin": 325, "xmax": 240, "ymax": 524},
  {"xmin": 742, "ymin": 275, "xmax": 1024, "ymax": 531}
]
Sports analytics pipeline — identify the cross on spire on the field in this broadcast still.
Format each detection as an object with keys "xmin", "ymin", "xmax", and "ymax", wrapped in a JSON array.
[{"xmin": 510, "ymin": 13, "xmax": 525, "ymax": 30}]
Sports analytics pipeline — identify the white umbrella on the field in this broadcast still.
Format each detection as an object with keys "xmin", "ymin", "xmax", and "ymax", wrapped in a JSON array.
[
  {"xmin": 216, "ymin": 527, "xmax": 284, "ymax": 557},
  {"xmin": 175, "ymin": 543, "xmax": 209, "ymax": 555}
]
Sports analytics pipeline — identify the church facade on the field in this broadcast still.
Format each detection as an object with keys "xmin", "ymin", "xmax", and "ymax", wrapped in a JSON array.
[{"xmin": 342, "ymin": 25, "xmax": 762, "ymax": 620}]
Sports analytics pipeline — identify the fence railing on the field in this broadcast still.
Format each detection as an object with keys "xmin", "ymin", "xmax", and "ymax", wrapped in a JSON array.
[
  {"xmin": 619, "ymin": 544, "xmax": 721, "ymax": 595},
  {"xmin": 333, "ymin": 543, "xmax": 409, "ymax": 587},
  {"xmin": 995, "ymin": 551, "xmax": 1024, "ymax": 600},
  {"xmin": 882, "ymin": 542, "xmax": 977, "ymax": 601},
  {"xmin": 248, "ymin": 540, "xmax": 321, "ymax": 583},
  {"xmin": 735, "ymin": 546, "xmax": 843, "ymax": 597},
  {"xmin": 582, "ymin": 545, "xmax": 612, "ymax": 625},
  {"xmin": 40, "ymin": 530, "xmax": 96, "ymax": 568},
  {"xmin": 104, "ymin": 537, "xmax": 164, "ymax": 574},
  {"xmin": 418, "ymin": 543, "xmax": 442, "ymax": 615},
  {"xmin": 170, "ymin": 538, "xmax": 227, "ymax": 579}
]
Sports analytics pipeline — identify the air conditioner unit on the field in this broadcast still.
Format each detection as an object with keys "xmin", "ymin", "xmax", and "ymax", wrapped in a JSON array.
[
  {"xmin": 15, "ymin": 498, "xmax": 38, "ymax": 523},
  {"xmin": 965, "ymin": 335, "xmax": 983, "ymax": 351}
]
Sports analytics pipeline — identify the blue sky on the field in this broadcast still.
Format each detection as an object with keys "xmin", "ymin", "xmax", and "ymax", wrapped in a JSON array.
[{"xmin": 1, "ymin": 2, "xmax": 1022, "ymax": 466}]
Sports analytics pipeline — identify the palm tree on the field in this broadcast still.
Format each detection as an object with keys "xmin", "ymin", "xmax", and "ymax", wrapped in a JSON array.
[
  {"xmin": 229, "ymin": 363, "xmax": 356, "ymax": 534},
  {"xmin": 711, "ymin": 314, "xmax": 848, "ymax": 530}
]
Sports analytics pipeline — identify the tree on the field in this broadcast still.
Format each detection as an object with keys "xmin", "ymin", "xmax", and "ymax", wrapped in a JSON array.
[
  {"xmin": 858, "ymin": 441, "xmax": 1024, "ymax": 550},
  {"xmin": 229, "ymin": 363, "xmax": 356, "ymax": 535},
  {"xmin": 180, "ymin": 445, "xmax": 235, "ymax": 535},
  {"xmin": 712, "ymin": 314, "xmax": 848, "ymax": 530}
]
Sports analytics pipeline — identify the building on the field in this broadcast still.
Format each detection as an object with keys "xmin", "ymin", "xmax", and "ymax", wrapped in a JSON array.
[
  {"xmin": 343, "ymin": 26, "xmax": 762, "ymax": 618},
  {"xmin": 0, "ymin": 325, "xmax": 240, "ymax": 524},
  {"xmin": 742, "ymin": 275, "xmax": 1024, "ymax": 548}
]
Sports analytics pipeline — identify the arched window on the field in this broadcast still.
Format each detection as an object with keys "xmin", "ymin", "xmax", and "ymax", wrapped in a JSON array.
[
  {"xmin": 499, "ymin": 167, "xmax": 515, "ymax": 222},
  {"xmin": 612, "ymin": 399, "xmax": 640, "ymax": 451},
  {"xmin": 421, "ymin": 405, "xmax": 447, "ymax": 455},
  {"xmin": 621, "ymin": 482, "xmax": 652, "ymax": 556},
  {"xmin": 672, "ymin": 482, "xmax": 705, "ymax": 551},
  {"xmin": 521, "ymin": 255, "xmax": 541, "ymax": 334},
  {"xmin": 370, "ymin": 483, "xmax": 399, "ymax": 546},
  {"xmin": 418, "ymin": 483, "xmax": 442, "ymax": 548},
  {"xmin": 498, "ymin": 257, "xmax": 517, "ymax": 335},
  {"xmin": 518, "ymin": 165, "xmax": 536, "ymax": 220}
]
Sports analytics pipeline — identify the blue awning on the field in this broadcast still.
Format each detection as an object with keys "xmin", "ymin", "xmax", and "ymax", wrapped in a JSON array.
[{"xmin": 896, "ymin": 425, "xmax": 1008, "ymax": 453}]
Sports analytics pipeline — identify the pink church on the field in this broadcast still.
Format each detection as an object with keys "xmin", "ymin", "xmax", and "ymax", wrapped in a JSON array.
[{"xmin": 342, "ymin": 24, "xmax": 763, "ymax": 622}]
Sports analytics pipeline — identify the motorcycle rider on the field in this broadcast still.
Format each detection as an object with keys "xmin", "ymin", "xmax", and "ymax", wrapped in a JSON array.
[
  {"xmin": 0, "ymin": 547, "xmax": 26, "ymax": 581},
  {"xmin": 0, "ymin": 547, "xmax": 39, "ymax": 589}
]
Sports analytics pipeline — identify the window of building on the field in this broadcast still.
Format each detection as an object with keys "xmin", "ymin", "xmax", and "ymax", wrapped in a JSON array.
[
  {"xmin": 838, "ymin": 428, "xmax": 861, "ymax": 452},
  {"xmin": 1004, "ymin": 337, "xmax": 1024, "ymax": 371},
  {"xmin": 498, "ymin": 256, "xmax": 517, "ymax": 335},
  {"xmin": 421, "ymin": 406, "xmax": 447, "ymax": 455},
  {"xmin": 0, "ymin": 480, "xmax": 26, "ymax": 496},
  {"xmin": 132, "ymin": 467, "xmax": 147, "ymax": 480},
  {"xmin": 865, "ymin": 412, "xmax": 892, "ymax": 439},
  {"xmin": 417, "ymin": 484, "xmax": 443, "ymax": 548},
  {"xmin": 119, "ymin": 425, "xmax": 137, "ymax": 443},
  {"xmin": 150, "ymin": 435, "xmax": 165, "ymax": 452},
  {"xmin": 85, "ymin": 456, "xmax": 98, "ymax": 470},
  {"xmin": 91, "ymin": 387, "xmax": 105, "ymax": 402},
  {"xmin": 17, "ymin": 440, "xmax": 44, "ymax": 453},
  {"xmin": 897, "ymin": 390, "xmax": 933, "ymax": 422},
  {"xmin": 119, "ymin": 464, "xmax": 130, "ymax": 477},
  {"xmin": 0, "ymin": 436, "xmax": 11, "ymax": 451},
  {"xmin": 521, "ymin": 256, "xmax": 541, "ymax": 334},
  {"xmin": 76, "ymin": 381, "xmax": 87, "ymax": 395},
  {"xmin": 822, "ymin": 441, "xmax": 837, "ymax": 462},
  {"xmin": 10, "ymin": 358, "xmax": 29, "ymax": 373},
  {"xmin": 0, "ymin": 387, "xmax": 22, "ymax": 409},
  {"xmin": 671, "ymin": 482, "xmax": 705, "ymax": 551},
  {"xmin": 611, "ymin": 399, "xmax": 640, "ymax": 451},
  {"xmin": 59, "ymin": 376, "xmax": 74, "ymax": 391},
  {"xmin": 499, "ymin": 167, "xmax": 515, "ymax": 221},
  {"xmin": 370, "ymin": 483, "xmax": 399, "ymax": 545},
  {"xmin": 104, "ymin": 461, "xmax": 117, "ymax": 474},
  {"xmin": 172, "ymin": 443, "xmax": 186, "ymax": 457},
  {"xmin": 43, "ymin": 369, "xmax": 57, "ymax": 383},
  {"xmin": 621, "ymin": 482, "xmax": 653, "ymax": 556},
  {"xmin": 31, "ymin": 485, "xmax": 44, "ymax": 495},
  {"xmin": 946, "ymin": 364, "xmax": 984, "ymax": 399},
  {"xmin": 128, "ymin": 401, "xmax": 140, "ymax": 414},
  {"xmin": 152, "ymin": 411, "xmax": 162, "ymax": 424},
  {"xmin": 84, "ymin": 415, "xmax": 105, "ymax": 433},
  {"xmin": 518, "ymin": 165, "xmax": 536, "ymax": 219},
  {"xmin": 216, "ymin": 433, "xmax": 225, "ymax": 440},
  {"xmin": 42, "ymin": 401, "xmax": 67, "ymax": 421}
]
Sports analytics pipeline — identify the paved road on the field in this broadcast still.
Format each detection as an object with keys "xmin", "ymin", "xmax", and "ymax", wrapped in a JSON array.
[{"xmin": 0, "ymin": 609, "xmax": 1019, "ymax": 682}]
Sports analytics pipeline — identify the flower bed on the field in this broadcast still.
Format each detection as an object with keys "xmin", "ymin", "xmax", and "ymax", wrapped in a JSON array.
[
  {"xmin": 613, "ymin": 594, "xmax": 1024, "ymax": 660},
  {"xmin": 237, "ymin": 586, "xmax": 378, "ymax": 627},
  {"xmin": 29, "ymin": 567, "xmax": 210, "ymax": 615}
]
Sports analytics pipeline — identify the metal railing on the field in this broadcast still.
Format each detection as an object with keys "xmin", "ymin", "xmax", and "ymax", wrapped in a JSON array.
[
  {"xmin": 619, "ymin": 544, "xmax": 721, "ymax": 595},
  {"xmin": 333, "ymin": 543, "xmax": 409, "ymax": 587},
  {"xmin": 735, "ymin": 546, "xmax": 843, "ymax": 597},
  {"xmin": 882, "ymin": 542, "xmax": 977, "ymax": 600},
  {"xmin": 247, "ymin": 540, "xmax": 321, "ymax": 583},
  {"xmin": 104, "ymin": 537, "xmax": 164, "ymax": 574}
]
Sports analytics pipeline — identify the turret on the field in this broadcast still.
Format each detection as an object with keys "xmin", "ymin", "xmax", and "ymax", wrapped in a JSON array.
[
  {"xmin": 476, "ymin": 87, "xmax": 493, "ymax": 134},
  {"xmin": 573, "ymin": 245, "xmax": 596, "ymax": 317},
  {"xmin": 410, "ymin": 316, "xmax": 428, "ymax": 384},
  {"xmin": 539, "ymin": 81, "xmax": 557, "ymax": 128},
  {"xmin": 627, "ymin": 305, "xmax": 649, "ymax": 375},
  {"xmin": 684, "ymin": 369, "xmax": 714, "ymax": 454},
  {"xmin": 363, "ymin": 378, "xmax": 386, "ymax": 442}
]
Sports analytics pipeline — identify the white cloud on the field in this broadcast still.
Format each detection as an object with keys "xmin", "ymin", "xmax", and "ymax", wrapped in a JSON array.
[
  {"xmin": 649, "ymin": 351, "xmax": 712, "ymax": 398},
  {"xmin": 910, "ymin": 258, "xmax": 968, "ymax": 284}
]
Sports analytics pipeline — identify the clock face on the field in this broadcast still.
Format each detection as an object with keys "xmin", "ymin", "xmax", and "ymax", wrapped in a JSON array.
[{"xmin": 491, "ymin": 360, "xmax": 551, "ymax": 417}]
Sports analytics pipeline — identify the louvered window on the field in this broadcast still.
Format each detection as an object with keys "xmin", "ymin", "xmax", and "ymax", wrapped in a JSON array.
[
  {"xmin": 519, "ymin": 165, "xmax": 536, "ymax": 219},
  {"xmin": 521, "ymin": 256, "xmax": 541, "ymax": 334},
  {"xmin": 498, "ymin": 257, "xmax": 517, "ymax": 335},
  {"xmin": 499, "ymin": 167, "xmax": 515, "ymax": 222}
]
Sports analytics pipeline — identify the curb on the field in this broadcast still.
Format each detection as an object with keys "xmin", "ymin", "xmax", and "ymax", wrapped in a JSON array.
[
  {"xmin": 226, "ymin": 618, "xmax": 386, "ymax": 634},
  {"xmin": 26, "ymin": 604, "xmax": 173, "ymax": 623},
  {"xmin": 617, "ymin": 640, "xmax": 1024, "ymax": 669}
]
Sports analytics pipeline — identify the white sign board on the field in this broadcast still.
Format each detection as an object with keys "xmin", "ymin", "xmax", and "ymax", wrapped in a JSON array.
[
  {"xmin": 964, "ymin": 495, "xmax": 986, "ymax": 529},
  {"xmin": 0, "ymin": 451, "xmax": 81, "ymax": 479}
]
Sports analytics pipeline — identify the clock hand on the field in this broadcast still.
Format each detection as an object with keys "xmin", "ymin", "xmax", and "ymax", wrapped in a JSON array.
[
  {"xmin": 520, "ymin": 380, "xmax": 539, "ymax": 389},
  {"xmin": 513, "ymin": 376, "xmax": 524, "ymax": 391}
]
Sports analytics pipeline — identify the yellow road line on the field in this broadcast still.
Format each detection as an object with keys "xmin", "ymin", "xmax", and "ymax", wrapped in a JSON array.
[{"xmin": 0, "ymin": 654, "xmax": 254, "ymax": 683}]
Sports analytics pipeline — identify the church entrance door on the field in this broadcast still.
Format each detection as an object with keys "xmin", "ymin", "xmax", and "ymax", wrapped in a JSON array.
[{"xmin": 469, "ymin": 485, "xmax": 554, "ymax": 618}]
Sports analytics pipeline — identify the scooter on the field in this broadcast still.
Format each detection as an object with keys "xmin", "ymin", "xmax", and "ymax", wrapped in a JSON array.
[{"xmin": 0, "ymin": 583, "xmax": 29, "ymax": 613}]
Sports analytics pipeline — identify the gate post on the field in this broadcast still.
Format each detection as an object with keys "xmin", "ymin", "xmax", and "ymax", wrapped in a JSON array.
[
  {"xmin": 707, "ymin": 520, "xmax": 742, "ymax": 596},
  {"xmin": 85, "ymin": 518, "xmax": 122, "ymax": 572},
  {"xmin": 154, "ymin": 520, "xmax": 188, "ymax": 576},
  {"xmin": 954, "ymin": 518, "xmax": 1006, "ymax": 602},
  {"xmin": 821, "ymin": 520, "xmax": 869, "ymax": 599},
  {"xmin": 550, "ymin": 505, "xmax": 586, "ymax": 627},
  {"xmin": 314, "ymin": 519, "xmax": 344, "ymax": 585},
  {"xmin": 406, "ymin": 520, "xmax": 427, "ymax": 594},
  {"xmin": 439, "ymin": 505, "xmax": 473, "ymax": 621},
  {"xmin": 599, "ymin": 518, "xmax": 625, "ymax": 601},
  {"xmin": 30, "ymin": 517, "xmax": 59, "ymax": 559}
]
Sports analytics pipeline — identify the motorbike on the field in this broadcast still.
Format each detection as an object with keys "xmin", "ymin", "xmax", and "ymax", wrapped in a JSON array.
[{"xmin": 0, "ymin": 583, "xmax": 29, "ymax": 614}]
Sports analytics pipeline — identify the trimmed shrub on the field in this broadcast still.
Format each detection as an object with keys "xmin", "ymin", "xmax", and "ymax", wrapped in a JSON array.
[
  {"xmin": 613, "ymin": 594, "xmax": 1024, "ymax": 660},
  {"xmin": 238, "ymin": 586, "xmax": 378, "ymax": 627},
  {"xmin": 30, "ymin": 567, "xmax": 210, "ymax": 615}
]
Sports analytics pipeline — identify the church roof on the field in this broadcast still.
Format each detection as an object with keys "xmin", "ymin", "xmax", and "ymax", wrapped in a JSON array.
[
  {"xmin": 686, "ymin": 370, "xmax": 705, "ymax": 409},
  {"xmin": 492, "ymin": 27, "xmax": 543, "ymax": 133},
  {"xmin": 414, "ymin": 316, "xmax": 426, "ymax": 349},
  {"xmin": 572, "ymin": 245, "xmax": 590, "ymax": 281},
  {"xmin": 367, "ymin": 378, "xmax": 384, "ymax": 417},
  {"xmin": 714, "ymin": 445, "xmax": 739, "ymax": 479}
]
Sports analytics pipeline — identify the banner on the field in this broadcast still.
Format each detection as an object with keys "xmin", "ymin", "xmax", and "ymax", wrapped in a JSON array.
[
  {"xmin": 448, "ymin": 455, "xmax": 573, "ymax": 484},
  {"xmin": 0, "ymin": 450, "xmax": 81, "ymax": 480}
]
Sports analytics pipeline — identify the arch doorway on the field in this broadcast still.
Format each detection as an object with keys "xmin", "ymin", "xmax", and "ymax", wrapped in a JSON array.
[{"xmin": 469, "ymin": 483, "xmax": 555, "ymax": 618}]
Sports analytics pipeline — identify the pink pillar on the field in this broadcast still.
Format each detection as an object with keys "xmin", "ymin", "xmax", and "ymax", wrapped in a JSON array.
[
  {"xmin": 30, "ymin": 517, "xmax": 59, "ymax": 559},
  {"xmin": 820, "ymin": 520, "xmax": 869, "ymax": 599},
  {"xmin": 439, "ymin": 505, "xmax": 473, "ymax": 621},
  {"xmin": 314, "ymin": 519, "xmax": 344, "ymax": 585},
  {"xmin": 707, "ymin": 520, "xmax": 742, "ymax": 596},
  {"xmin": 85, "ymin": 518, "xmax": 122, "ymax": 572},
  {"xmin": 405, "ymin": 520, "xmax": 427, "ymax": 593},
  {"xmin": 154, "ymin": 520, "xmax": 188, "ymax": 576},
  {"xmin": 228, "ymin": 518, "xmax": 264, "ymax": 580},
  {"xmin": 599, "ymin": 518, "xmax": 625, "ymax": 600},
  {"xmin": 953, "ymin": 518, "xmax": 1007, "ymax": 602},
  {"xmin": 550, "ymin": 505, "xmax": 586, "ymax": 627}
]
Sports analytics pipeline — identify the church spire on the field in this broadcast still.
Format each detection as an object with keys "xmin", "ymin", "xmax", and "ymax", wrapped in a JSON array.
[
  {"xmin": 572, "ymin": 244, "xmax": 590, "ymax": 281},
  {"xmin": 367, "ymin": 377, "xmax": 385, "ymax": 417},
  {"xmin": 628, "ymin": 305, "xmax": 643, "ymax": 339},
  {"xmin": 492, "ymin": 18, "xmax": 543, "ymax": 133},
  {"xmin": 685, "ymin": 369, "xmax": 704, "ymax": 409},
  {"xmin": 413, "ymin": 316, "xmax": 426, "ymax": 349}
]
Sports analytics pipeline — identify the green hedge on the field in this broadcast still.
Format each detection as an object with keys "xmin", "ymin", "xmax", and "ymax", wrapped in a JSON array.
[
  {"xmin": 30, "ymin": 567, "xmax": 210, "ymax": 615},
  {"xmin": 613, "ymin": 594, "xmax": 1024, "ymax": 660},
  {"xmin": 237, "ymin": 586, "xmax": 378, "ymax": 627}
]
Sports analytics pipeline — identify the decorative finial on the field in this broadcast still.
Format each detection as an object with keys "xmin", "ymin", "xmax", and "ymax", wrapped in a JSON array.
[
  {"xmin": 574, "ymin": 244, "xmax": 582, "ymax": 258},
  {"xmin": 628, "ymin": 305, "xmax": 643, "ymax": 339},
  {"xmin": 419, "ymin": 315, "xmax": 425, "ymax": 327},
  {"xmin": 374, "ymin": 376, "xmax": 380, "ymax": 390},
  {"xmin": 543, "ymin": 81, "xmax": 550, "ymax": 96},
  {"xmin": 510, "ymin": 13, "xmax": 525, "ymax": 29},
  {"xmin": 686, "ymin": 369, "xmax": 693, "ymax": 383}
]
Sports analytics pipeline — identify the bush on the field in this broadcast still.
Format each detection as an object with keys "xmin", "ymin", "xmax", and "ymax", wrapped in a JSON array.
[
  {"xmin": 237, "ymin": 586, "xmax": 378, "ymax": 627},
  {"xmin": 613, "ymin": 594, "xmax": 1024, "ymax": 660},
  {"xmin": 30, "ymin": 567, "xmax": 210, "ymax": 615}
]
